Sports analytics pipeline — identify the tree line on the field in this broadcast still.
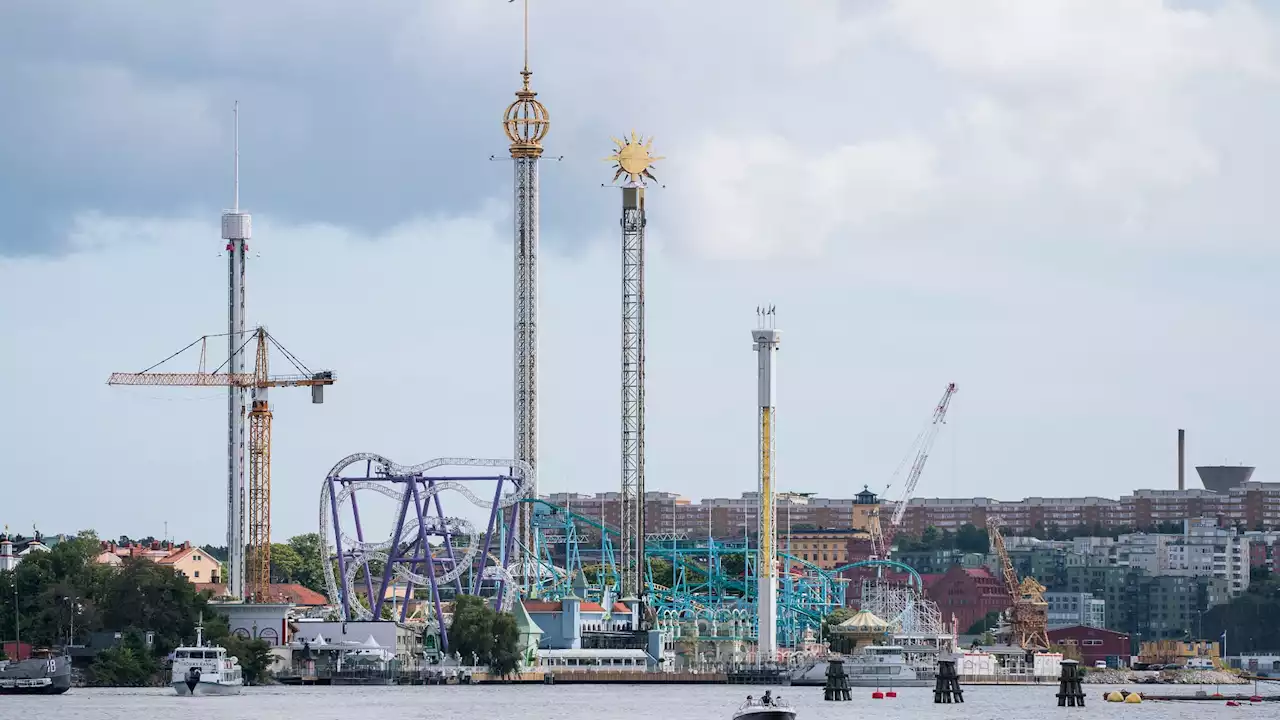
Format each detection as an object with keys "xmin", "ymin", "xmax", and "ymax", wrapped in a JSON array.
[{"xmin": 0, "ymin": 530, "xmax": 284, "ymax": 685}]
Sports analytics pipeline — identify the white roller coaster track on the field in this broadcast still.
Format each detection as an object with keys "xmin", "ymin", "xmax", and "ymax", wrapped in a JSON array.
[{"xmin": 319, "ymin": 454, "xmax": 534, "ymax": 621}]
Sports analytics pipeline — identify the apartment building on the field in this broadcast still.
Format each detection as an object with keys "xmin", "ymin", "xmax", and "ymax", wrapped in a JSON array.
[{"xmin": 1044, "ymin": 591, "xmax": 1106, "ymax": 629}]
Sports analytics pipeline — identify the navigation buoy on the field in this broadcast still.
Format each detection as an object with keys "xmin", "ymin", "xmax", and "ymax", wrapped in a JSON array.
[
  {"xmin": 885, "ymin": 691, "xmax": 897, "ymax": 698},
  {"xmin": 1226, "ymin": 701, "xmax": 1241, "ymax": 707},
  {"xmin": 871, "ymin": 691, "xmax": 885, "ymax": 699},
  {"xmin": 1124, "ymin": 693, "xmax": 1142, "ymax": 704},
  {"xmin": 1106, "ymin": 691, "xmax": 1124, "ymax": 702}
]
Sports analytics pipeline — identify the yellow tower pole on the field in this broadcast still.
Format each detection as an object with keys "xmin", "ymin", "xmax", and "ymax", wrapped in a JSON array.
[{"xmin": 752, "ymin": 308, "xmax": 780, "ymax": 661}]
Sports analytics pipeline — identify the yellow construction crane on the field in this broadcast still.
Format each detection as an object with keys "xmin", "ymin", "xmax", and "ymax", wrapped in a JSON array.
[
  {"xmin": 108, "ymin": 327, "xmax": 334, "ymax": 602},
  {"xmin": 987, "ymin": 516, "xmax": 1050, "ymax": 650}
]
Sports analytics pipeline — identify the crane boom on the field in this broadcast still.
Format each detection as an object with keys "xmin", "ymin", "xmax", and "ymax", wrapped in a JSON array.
[
  {"xmin": 870, "ymin": 382, "xmax": 957, "ymax": 558},
  {"xmin": 107, "ymin": 371, "xmax": 331, "ymax": 388},
  {"xmin": 890, "ymin": 382, "xmax": 957, "ymax": 528},
  {"xmin": 108, "ymin": 326, "xmax": 333, "ymax": 602}
]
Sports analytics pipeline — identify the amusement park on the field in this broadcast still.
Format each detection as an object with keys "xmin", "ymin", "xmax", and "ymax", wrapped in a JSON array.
[{"xmin": 91, "ymin": 0, "xmax": 1075, "ymax": 690}]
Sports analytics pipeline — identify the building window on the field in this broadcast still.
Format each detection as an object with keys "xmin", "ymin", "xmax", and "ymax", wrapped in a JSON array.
[
  {"xmin": 194, "ymin": 570, "xmax": 200, "ymax": 578},
  {"xmin": 195, "ymin": 554, "xmax": 202, "ymax": 561},
  {"xmin": 1082, "ymin": 639, "xmax": 1103, "ymax": 646}
]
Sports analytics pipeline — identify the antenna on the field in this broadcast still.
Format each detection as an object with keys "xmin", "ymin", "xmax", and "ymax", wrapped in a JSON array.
[
  {"xmin": 233, "ymin": 101, "xmax": 240, "ymax": 213},
  {"xmin": 524, "ymin": 0, "xmax": 529, "ymax": 72}
]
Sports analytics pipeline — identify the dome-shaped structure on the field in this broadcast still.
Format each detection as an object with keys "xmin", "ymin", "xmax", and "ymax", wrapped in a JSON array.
[
  {"xmin": 832, "ymin": 609, "xmax": 891, "ymax": 650},
  {"xmin": 503, "ymin": 71, "xmax": 549, "ymax": 158},
  {"xmin": 836, "ymin": 609, "xmax": 889, "ymax": 631}
]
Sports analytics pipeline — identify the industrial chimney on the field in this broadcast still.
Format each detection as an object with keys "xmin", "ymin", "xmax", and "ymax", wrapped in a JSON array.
[{"xmin": 1178, "ymin": 428, "xmax": 1185, "ymax": 491}]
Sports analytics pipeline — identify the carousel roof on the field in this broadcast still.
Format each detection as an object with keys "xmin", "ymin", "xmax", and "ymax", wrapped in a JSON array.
[{"xmin": 834, "ymin": 609, "xmax": 889, "ymax": 632}]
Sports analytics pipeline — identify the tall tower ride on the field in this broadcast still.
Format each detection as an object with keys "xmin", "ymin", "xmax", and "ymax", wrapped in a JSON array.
[
  {"xmin": 222, "ymin": 102, "xmax": 251, "ymax": 600},
  {"xmin": 753, "ymin": 307, "xmax": 780, "ymax": 661},
  {"xmin": 607, "ymin": 133, "xmax": 664, "ymax": 600},
  {"xmin": 503, "ymin": 0, "xmax": 549, "ymax": 554}
]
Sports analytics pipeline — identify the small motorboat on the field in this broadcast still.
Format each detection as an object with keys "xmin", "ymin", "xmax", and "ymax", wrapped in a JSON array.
[{"xmin": 733, "ymin": 691, "xmax": 796, "ymax": 720}]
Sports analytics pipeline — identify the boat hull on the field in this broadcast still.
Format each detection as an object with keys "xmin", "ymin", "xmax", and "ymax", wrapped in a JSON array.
[
  {"xmin": 733, "ymin": 710, "xmax": 796, "ymax": 720},
  {"xmin": 0, "ymin": 680, "xmax": 71, "ymax": 695},
  {"xmin": 172, "ymin": 680, "xmax": 243, "ymax": 696},
  {"xmin": 789, "ymin": 661, "xmax": 930, "ymax": 687},
  {"xmin": 0, "ymin": 655, "xmax": 73, "ymax": 695}
]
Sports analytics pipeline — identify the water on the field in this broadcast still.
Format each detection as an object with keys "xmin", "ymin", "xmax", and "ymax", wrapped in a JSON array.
[{"xmin": 0, "ymin": 684, "xmax": 1256, "ymax": 719}]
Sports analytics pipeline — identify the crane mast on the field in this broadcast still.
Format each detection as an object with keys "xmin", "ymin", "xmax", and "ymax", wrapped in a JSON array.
[
  {"xmin": 871, "ymin": 382, "xmax": 957, "ymax": 558},
  {"xmin": 986, "ymin": 516, "xmax": 1050, "ymax": 650}
]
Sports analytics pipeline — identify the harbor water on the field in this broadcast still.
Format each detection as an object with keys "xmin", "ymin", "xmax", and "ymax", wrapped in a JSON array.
[{"xmin": 0, "ymin": 683, "xmax": 1266, "ymax": 719}]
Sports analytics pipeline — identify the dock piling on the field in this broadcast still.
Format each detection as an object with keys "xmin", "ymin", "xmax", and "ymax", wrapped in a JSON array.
[{"xmin": 934, "ymin": 657, "xmax": 964, "ymax": 703}]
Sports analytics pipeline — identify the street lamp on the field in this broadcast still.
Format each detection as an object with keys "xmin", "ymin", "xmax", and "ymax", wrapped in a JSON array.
[{"xmin": 64, "ymin": 597, "xmax": 82, "ymax": 648}]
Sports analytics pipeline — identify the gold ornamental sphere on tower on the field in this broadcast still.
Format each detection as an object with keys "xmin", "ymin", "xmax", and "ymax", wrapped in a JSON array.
[
  {"xmin": 503, "ymin": 0, "xmax": 548, "ymax": 158},
  {"xmin": 503, "ymin": 71, "xmax": 550, "ymax": 158}
]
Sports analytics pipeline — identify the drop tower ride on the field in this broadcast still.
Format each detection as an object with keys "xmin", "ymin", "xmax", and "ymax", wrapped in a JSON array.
[{"xmin": 503, "ymin": 0, "xmax": 549, "ymax": 556}]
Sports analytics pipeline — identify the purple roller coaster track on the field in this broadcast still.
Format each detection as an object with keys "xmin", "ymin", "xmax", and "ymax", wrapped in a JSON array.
[{"xmin": 319, "ymin": 454, "xmax": 533, "ymax": 652}]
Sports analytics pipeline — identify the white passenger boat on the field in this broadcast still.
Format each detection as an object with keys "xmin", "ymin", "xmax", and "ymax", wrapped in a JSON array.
[
  {"xmin": 170, "ymin": 618, "xmax": 243, "ymax": 696},
  {"xmin": 790, "ymin": 645, "xmax": 930, "ymax": 687},
  {"xmin": 732, "ymin": 690, "xmax": 796, "ymax": 720}
]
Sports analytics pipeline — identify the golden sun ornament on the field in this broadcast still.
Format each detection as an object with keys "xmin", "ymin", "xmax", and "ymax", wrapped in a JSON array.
[{"xmin": 606, "ymin": 131, "xmax": 664, "ymax": 185}]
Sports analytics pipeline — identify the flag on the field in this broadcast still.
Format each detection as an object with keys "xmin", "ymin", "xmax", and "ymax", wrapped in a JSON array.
[{"xmin": 1220, "ymin": 630, "xmax": 1227, "ymax": 643}]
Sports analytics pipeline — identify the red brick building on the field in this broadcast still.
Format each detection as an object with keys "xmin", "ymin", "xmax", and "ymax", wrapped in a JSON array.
[
  {"xmin": 925, "ymin": 565, "xmax": 1011, "ymax": 632},
  {"xmin": 1048, "ymin": 625, "xmax": 1131, "ymax": 667}
]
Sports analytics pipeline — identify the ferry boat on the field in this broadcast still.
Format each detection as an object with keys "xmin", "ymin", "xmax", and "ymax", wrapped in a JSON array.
[
  {"xmin": 733, "ymin": 690, "xmax": 796, "ymax": 720},
  {"xmin": 170, "ymin": 619, "xmax": 243, "ymax": 696},
  {"xmin": 0, "ymin": 649, "xmax": 71, "ymax": 695},
  {"xmin": 790, "ymin": 645, "xmax": 930, "ymax": 687}
]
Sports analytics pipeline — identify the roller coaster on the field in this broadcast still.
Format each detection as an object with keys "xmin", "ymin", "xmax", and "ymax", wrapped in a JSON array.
[{"xmin": 318, "ymin": 453, "xmax": 943, "ymax": 654}]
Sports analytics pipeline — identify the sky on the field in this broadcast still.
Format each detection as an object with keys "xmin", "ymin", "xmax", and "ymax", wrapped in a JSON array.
[{"xmin": 2, "ymin": 0, "xmax": 1279, "ymax": 545}]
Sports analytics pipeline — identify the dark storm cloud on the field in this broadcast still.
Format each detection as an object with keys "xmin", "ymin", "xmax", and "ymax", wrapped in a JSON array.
[{"xmin": 0, "ymin": 1, "xmax": 603, "ymax": 257}]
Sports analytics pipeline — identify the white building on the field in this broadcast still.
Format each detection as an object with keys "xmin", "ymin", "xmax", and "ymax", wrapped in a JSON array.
[
  {"xmin": 1044, "ymin": 592, "xmax": 1105, "ymax": 629},
  {"xmin": 1104, "ymin": 519, "xmax": 1251, "ymax": 597},
  {"xmin": 1166, "ymin": 518, "xmax": 1251, "ymax": 596},
  {"xmin": 0, "ymin": 531, "xmax": 48, "ymax": 572}
]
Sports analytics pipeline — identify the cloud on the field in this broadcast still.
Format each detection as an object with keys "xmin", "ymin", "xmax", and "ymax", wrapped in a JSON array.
[{"xmin": 676, "ymin": 135, "xmax": 938, "ymax": 259}]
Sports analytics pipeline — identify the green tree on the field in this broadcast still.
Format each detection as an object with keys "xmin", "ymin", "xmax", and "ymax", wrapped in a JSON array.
[
  {"xmin": 823, "ymin": 608, "xmax": 855, "ymax": 653},
  {"xmin": 222, "ymin": 636, "xmax": 275, "ymax": 685},
  {"xmin": 920, "ymin": 526, "xmax": 941, "ymax": 548},
  {"xmin": 489, "ymin": 612, "xmax": 520, "ymax": 677},
  {"xmin": 965, "ymin": 609, "xmax": 1003, "ymax": 635},
  {"xmin": 955, "ymin": 523, "xmax": 989, "ymax": 554},
  {"xmin": 447, "ymin": 594, "xmax": 519, "ymax": 674},
  {"xmin": 449, "ymin": 595, "xmax": 495, "ymax": 664},
  {"xmin": 87, "ymin": 631, "xmax": 158, "ymax": 687},
  {"xmin": 647, "ymin": 558, "xmax": 674, "ymax": 588},
  {"xmin": 270, "ymin": 543, "xmax": 303, "ymax": 584},
  {"xmin": 101, "ymin": 558, "xmax": 211, "ymax": 655},
  {"xmin": 286, "ymin": 534, "xmax": 328, "ymax": 594}
]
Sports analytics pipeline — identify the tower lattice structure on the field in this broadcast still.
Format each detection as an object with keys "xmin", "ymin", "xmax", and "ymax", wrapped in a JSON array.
[
  {"xmin": 619, "ymin": 185, "xmax": 646, "ymax": 600},
  {"xmin": 503, "ymin": 0, "xmax": 549, "ymax": 558},
  {"xmin": 607, "ymin": 132, "xmax": 663, "ymax": 602}
]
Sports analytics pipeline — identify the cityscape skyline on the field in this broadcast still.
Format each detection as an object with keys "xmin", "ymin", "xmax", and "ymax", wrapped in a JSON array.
[{"xmin": 3, "ymin": 1, "xmax": 1280, "ymax": 544}]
